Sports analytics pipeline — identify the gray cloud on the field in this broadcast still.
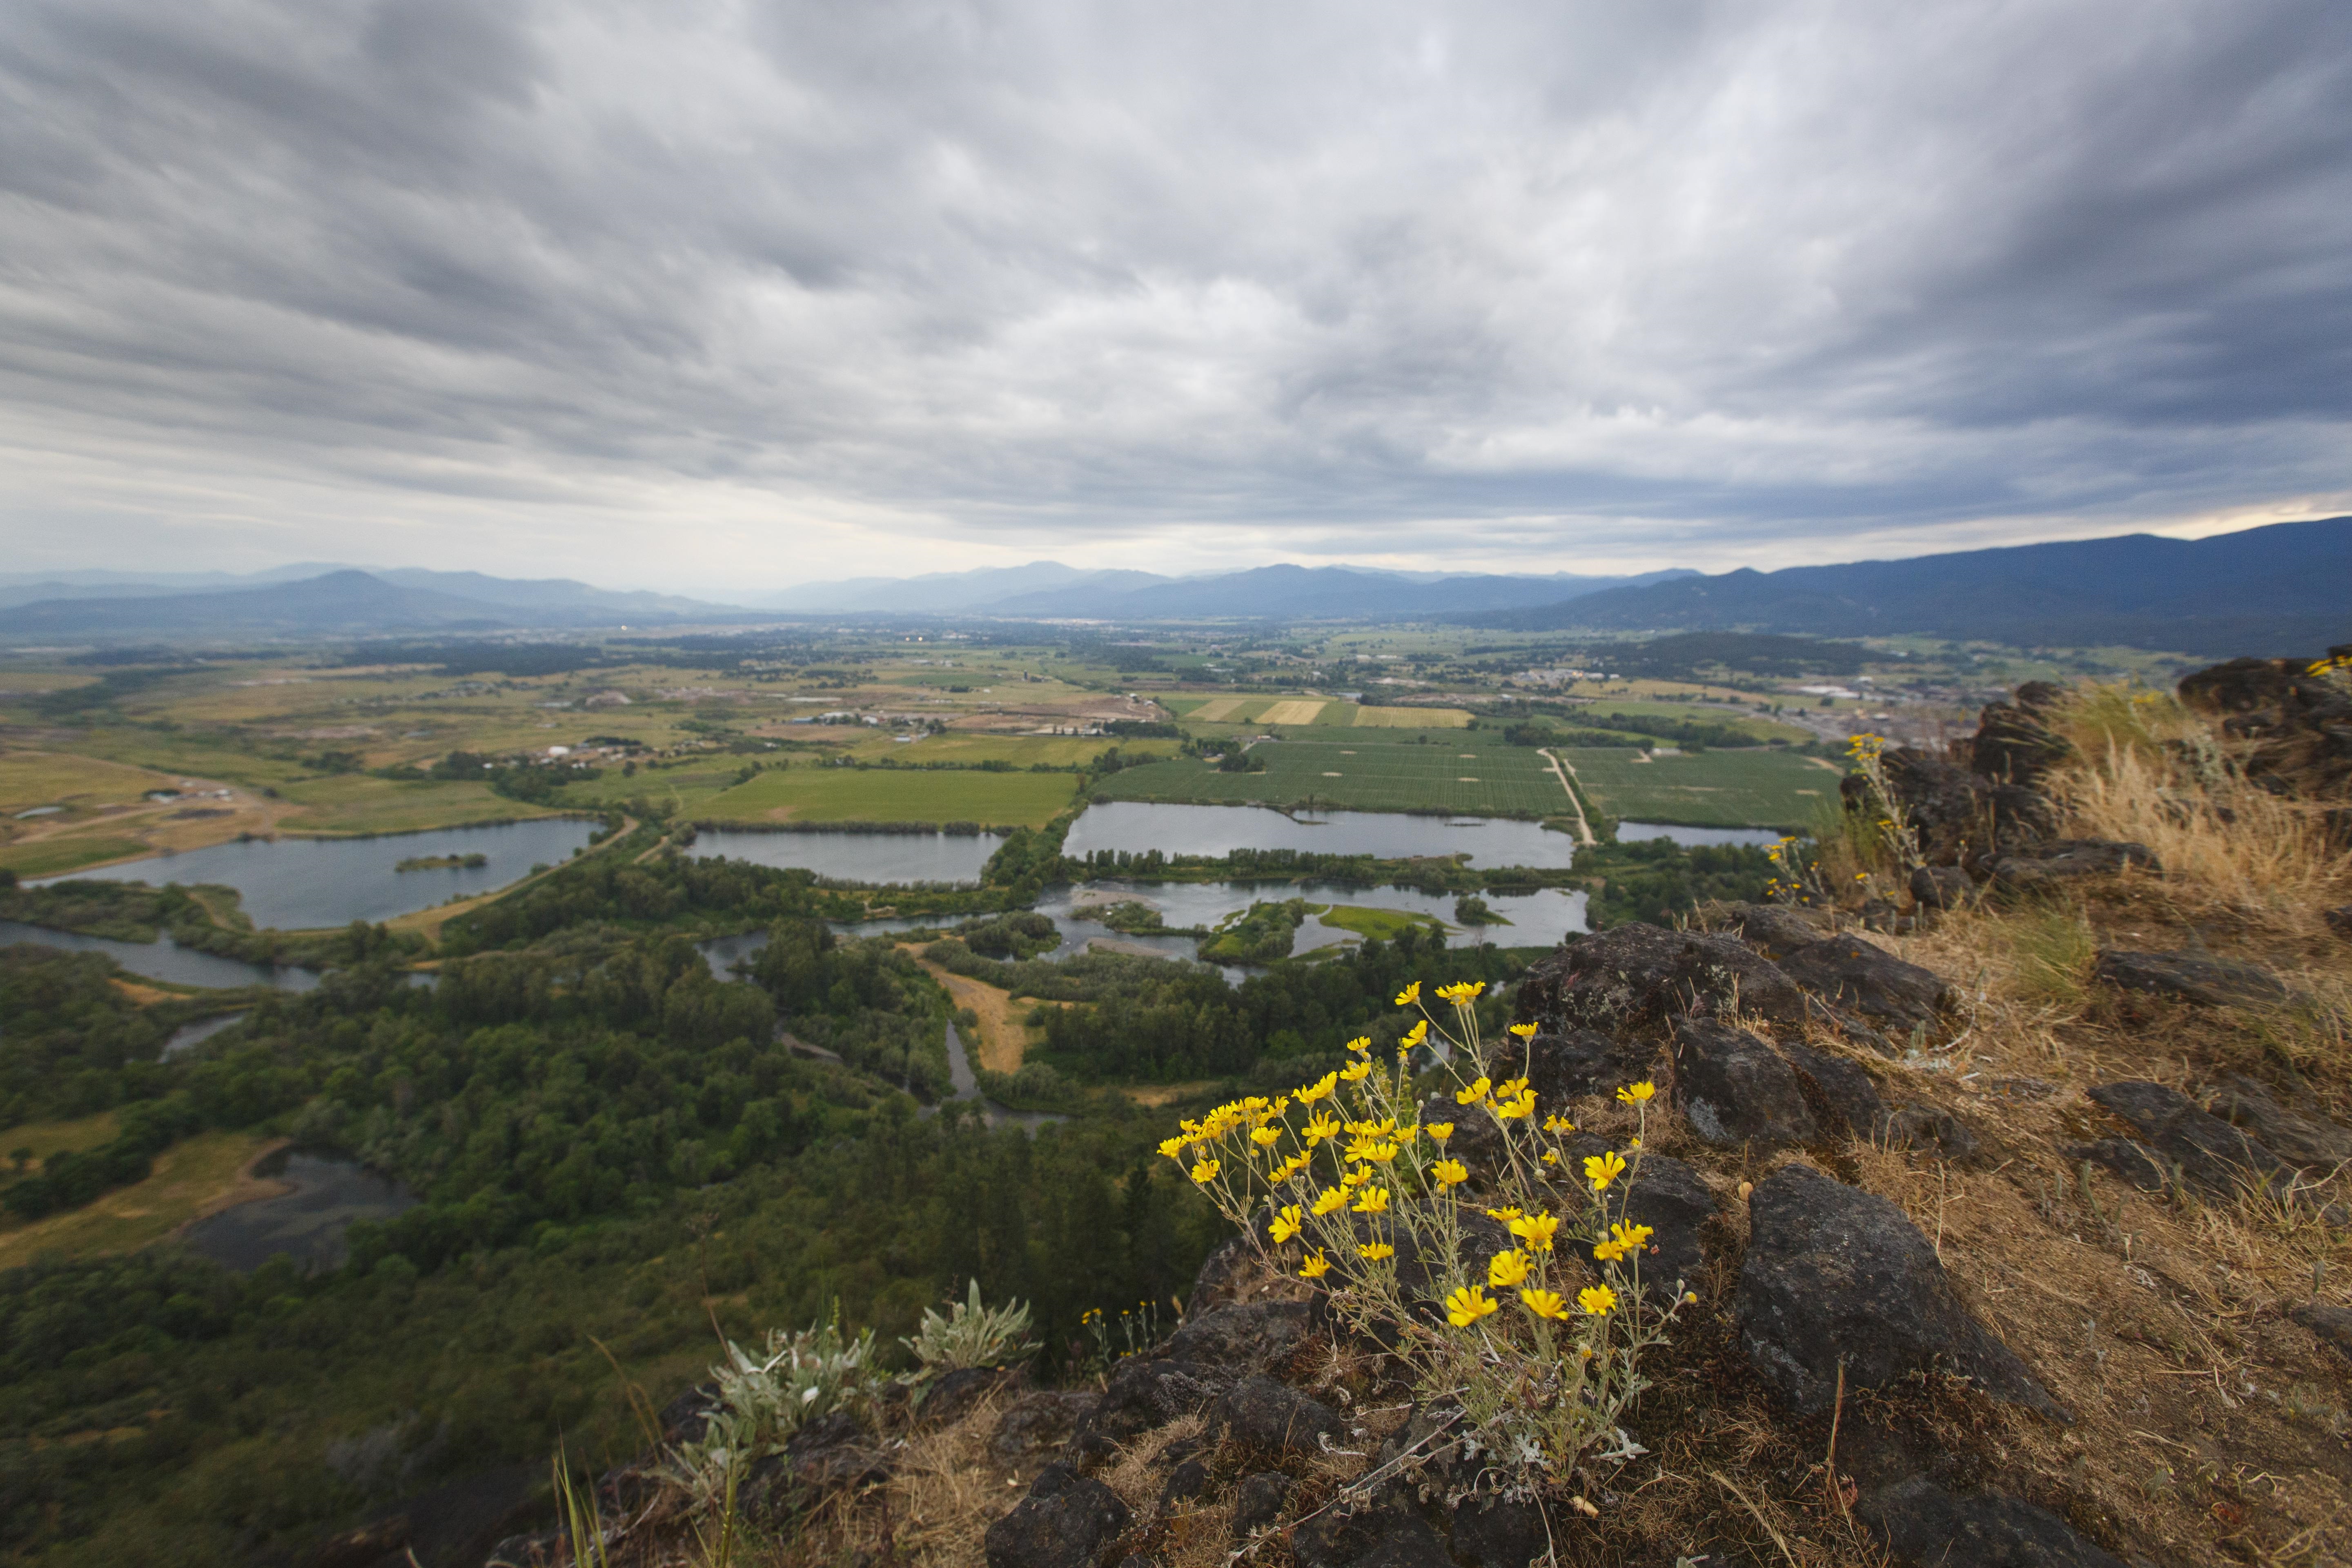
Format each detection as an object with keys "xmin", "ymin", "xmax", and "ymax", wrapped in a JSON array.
[{"xmin": 0, "ymin": 0, "xmax": 2346, "ymax": 588}]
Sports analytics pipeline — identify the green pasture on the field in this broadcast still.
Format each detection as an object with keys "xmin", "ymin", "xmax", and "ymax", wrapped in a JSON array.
[
  {"xmin": 1556, "ymin": 747, "xmax": 1838, "ymax": 831},
  {"xmin": 699, "ymin": 768, "xmax": 1077, "ymax": 827},
  {"xmin": 278, "ymin": 775, "xmax": 564, "ymax": 835},
  {"xmin": 1565, "ymin": 701, "xmax": 1813, "ymax": 743},
  {"xmin": 0, "ymin": 835, "xmax": 151, "ymax": 877},
  {"xmin": 1317, "ymin": 904, "xmax": 1447, "ymax": 940},
  {"xmin": 1094, "ymin": 729, "xmax": 1570, "ymax": 817},
  {"xmin": 0, "ymin": 749, "xmax": 181, "ymax": 813}
]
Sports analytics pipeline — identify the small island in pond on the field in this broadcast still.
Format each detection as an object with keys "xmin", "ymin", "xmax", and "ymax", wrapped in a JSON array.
[{"xmin": 394, "ymin": 852, "xmax": 488, "ymax": 872}]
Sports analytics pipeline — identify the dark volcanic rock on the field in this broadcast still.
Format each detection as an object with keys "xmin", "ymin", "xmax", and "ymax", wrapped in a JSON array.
[
  {"xmin": 1778, "ymin": 1039, "xmax": 1888, "ymax": 1139},
  {"xmin": 1229, "ymin": 1472, "xmax": 1292, "ymax": 1539},
  {"xmin": 1878, "ymin": 747, "xmax": 1999, "ymax": 866},
  {"xmin": 2207, "ymin": 1075, "xmax": 2352, "ymax": 1171},
  {"xmin": 2085, "ymin": 1081, "xmax": 2292, "ymax": 1198},
  {"xmin": 2179, "ymin": 650, "xmax": 2352, "ymax": 834},
  {"xmin": 1069, "ymin": 1358, "xmax": 1224, "ymax": 1463},
  {"xmin": 1163, "ymin": 1302, "xmax": 1313, "ymax": 1381},
  {"xmin": 1158, "ymin": 1457, "xmax": 1209, "ymax": 1511},
  {"xmin": 1884, "ymin": 1103, "xmax": 1987, "ymax": 1165},
  {"xmin": 1735, "ymin": 1164, "xmax": 2063, "ymax": 1419},
  {"xmin": 781, "ymin": 1408, "xmax": 893, "ymax": 1492},
  {"xmin": 2067, "ymin": 1137, "xmax": 2170, "ymax": 1192},
  {"xmin": 1911, "ymin": 864, "xmax": 1978, "ymax": 912},
  {"xmin": 991, "ymin": 1391, "xmax": 1099, "ymax": 1468},
  {"xmin": 1611, "ymin": 1150, "xmax": 1715, "ymax": 1289},
  {"xmin": 1183, "ymin": 1235, "xmax": 1258, "ymax": 1315},
  {"xmin": 919, "ymin": 1365, "xmax": 1022, "ymax": 1428},
  {"xmin": 2289, "ymin": 1301, "xmax": 2352, "ymax": 1364},
  {"xmin": 1985, "ymin": 839, "xmax": 2158, "ymax": 889},
  {"xmin": 1777, "ymin": 933, "xmax": 1956, "ymax": 1032},
  {"xmin": 1515, "ymin": 922, "xmax": 1820, "ymax": 1036},
  {"xmin": 2094, "ymin": 949, "xmax": 2292, "ymax": 1007},
  {"xmin": 1714, "ymin": 900, "xmax": 1840, "ymax": 961},
  {"xmin": 1971, "ymin": 685, "xmax": 2073, "ymax": 791},
  {"xmin": 985, "ymin": 1463, "xmax": 1134, "ymax": 1568},
  {"xmin": 1858, "ymin": 1477, "xmax": 2126, "ymax": 1568},
  {"xmin": 307, "ymin": 1517, "xmax": 411, "ymax": 1568},
  {"xmin": 1493, "ymin": 1025, "xmax": 1663, "ymax": 1106},
  {"xmin": 1672, "ymin": 1020, "xmax": 1820, "ymax": 1149},
  {"xmin": 1446, "ymin": 1494, "xmax": 1550, "ymax": 1568},
  {"xmin": 1206, "ymin": 1374, "xmax": 1347, "ymax": 1454},
  {"xmin": 1293, "ymin": 1501, "xmax": 1454, "ymax": 1568}
]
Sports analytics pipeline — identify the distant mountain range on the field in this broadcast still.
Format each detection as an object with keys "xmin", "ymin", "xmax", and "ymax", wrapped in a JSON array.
[
  {"xmin": 2, "ymin": 519, "xmax": 2342, "ymax": 654},
  {"xmin": 1461, "ymin": 516, "xmax": 2352, "ymax": 659}
]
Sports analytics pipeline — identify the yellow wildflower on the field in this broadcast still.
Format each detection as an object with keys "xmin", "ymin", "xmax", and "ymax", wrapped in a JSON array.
[
  {"xmin": 1300, "ymin": 1251, "xmax": 1330, "ymax": 1279},
  {"xmin": 1615, "ymin": 1080, "xmax": 1656, "ymax": 1105},
  {"xmin": 1428, "ymin": 1122, "xmax": 1454, "ymax": 1142},
  {"xmin": 1395, "ymin": 981, "xmax": 1421, "ymax": 1007},
  {"xmin": 1455, "ymin": 1076, "xmax": 1491, "ymax": 1105},
  {"xmin": 1189, "ymin": 1158, "xmax": 1221, "ymax": 1185},
  {"xmin": 1297, "ymin": 1071, "xmax": 1338, "ymax": 1104},
  {"xmin": 1484, "ymin": 1205, "xmax": 1523, "ymax": 1223},
  {"xmin": 1269, "ymin": 1205, "xmax": 1302, "ymax": 1244},
  {"xmin": 1436, "ymin": 980, "xmax": 1486, "ymax": 1004},
  {"xmin": 1341, "ymin": 1163, "xmax": 1375, "ymax": 1189},
  {"xmin": 1359, "ymin": 1241, "xmax": 1395, "ymax": 1261},
  {"xmin": 1303, "ymin": 1112, "xmax": 1341, "ymax": 1146},
  {"xmin": 1344, "ymin": 1035, "xmax": 1371, "ymax": 1054},
  {"xmin": 1365, "ymin": 1141, "xmax": 1400, "ymax": 1163},
  {"xmin": 1157, "ymin": 1136, "xmax": 1187, "ymax": 1159},
  {"xmin": 1507, "ymin": 1021, "xmax": 1539, "ymax": 1040},
  {"xmin": 1310, "ymin": 1187, "xmax": 1349, "ymax": 1216},
  {"xmin": 1583, "ymin": 1150, "xmax": 1628, "ymax": 1192},
  {"xmin": 1492, "ymin": 1089, "xmax": 1537, "ymax": 1120},
  {"xmin": 1352, "ymin": 1186, "xmax": 1391, "ymax": 1214},
  {"xmin": 1250, "ymin": 1127, "xmax": 1281, "ymax": 1148},
  {"xmin": 1541, "ymin": 1149, "xmax": 1560, "ymax": 1165},
  {"xmin": 1508, "ymin": 1211, "xmax": 1561, "ymax": 1252},
  {"xmin": 1487, "ymin": 1248, "xmax": 1531, "ymax": 1289},
  {"xmin": 1339, "ymin": 1060, "xmax": 1372, "ymax": 1082},
  {"xmin": 1400, "ymin": 1019, "xmax": 1428, "ymax": 1049},
  {"xmin": 1496, "ymin": 1077, "xmax": 1529, "ymax": 1099},
  {"xmin": 1344, "ymin": 1135, "xmax": 1380, "ymax": 1163},
  {"xmin": 1445, "ymin": 1285, "xmax": 1499, "ymax": 1326},
  {"xmin": 1578, "ymin": 1284, "xmax": 1618, "ymax": 1316},
  {"xmin": 1543, "ymin": 1114, "xmax": 1574, "ymax": 1134},
  {"xmin": 1610, "ymin": 1221, "xmax": 1654, "ymax": 1252},
  {"xmin": 1431, "ymin": 1158, "xmax": 1469, "ymax": 1186},
  {"xmin": 1519, "ymin": 1288, "xmax": 1569, "ymax": 1320}
]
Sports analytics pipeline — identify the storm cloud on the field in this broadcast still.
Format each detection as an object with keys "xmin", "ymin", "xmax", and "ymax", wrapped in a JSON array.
[{"xmin": 1, "ymin": 0, "xmax": 2347, "ymax": 587}]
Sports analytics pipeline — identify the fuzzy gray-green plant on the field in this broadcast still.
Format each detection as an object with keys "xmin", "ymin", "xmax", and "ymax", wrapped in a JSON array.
[
  {"xmin": 900, "ymin": 1278, "xmax": 1038, "ymax": 1387},
  {"xmin": 669, "ymin": 1317, "xmax": 880, "ymax": 1507}
]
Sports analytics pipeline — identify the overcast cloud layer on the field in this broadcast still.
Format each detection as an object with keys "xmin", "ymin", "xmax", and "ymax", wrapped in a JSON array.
[{"xmin": 2, "ymin": 0, "xmax": 2348, "ymax": 591}]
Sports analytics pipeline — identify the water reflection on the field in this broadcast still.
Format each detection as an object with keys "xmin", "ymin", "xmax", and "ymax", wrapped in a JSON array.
[
  {"xmin": 180, "ymin": 1150, "xmax": 419, "ymax": 1271},
  {"xmin": 939, "ymin": 1020, "xmax": 1065, "ymax": 1133},
  {"xmin": 692, "ymin": 828, "xmax": 998, "ymax": 886},
  {"xmin": 1613, "ymin": 822, "xmax": 1790, "ymax": 848},
  {"xmin": 163, "ymin": 1012, "xmax": 248, "ymax": 1059},
  {"xmin": 1064, "ymin": 802, "xmax": 1579, "ymax": 869},
  {"xmin": 0, "ymin": 919, "xmax": 318, "ymax": 990},
  {"xmin": 32, "ymin": 817, "xmax": 599, "ymax": 929}
]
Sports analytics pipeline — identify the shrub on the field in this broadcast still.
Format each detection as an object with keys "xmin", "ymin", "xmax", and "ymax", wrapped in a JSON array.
[
  {"xmin": 1165, "ymin": 981, "xmax": 1692, "ymax": 1499},
  {"xmin": 670, "ymin": 1317, "xmax": 880, "ymax": 1505},
  {"xmin": 901, "ymin": 1280, "xmax": 1038, "ymax": 1388}
]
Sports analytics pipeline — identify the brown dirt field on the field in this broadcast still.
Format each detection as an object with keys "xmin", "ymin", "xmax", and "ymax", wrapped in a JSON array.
[
  {"xmin": 907, "ymin": 952, "xmax": 1027, "ymax": 1073},
  {"xmin": 107, "ymin": 978, "xmax": 176, "ymax": 1006}
]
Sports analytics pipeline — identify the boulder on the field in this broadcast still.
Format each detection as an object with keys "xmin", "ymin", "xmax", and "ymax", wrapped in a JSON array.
[
  {"xmin": 2085, "ymin": 1081, "xmax": 2292, "ymax": 1198},
  {"xmin": 1778, "ymin": 1039, "xmax": 1888, "ymax": 1139},
  {"xmin": 1713, "ymin": 901, "xmax": 1841, "ymax": 961},
  {"xmin": 984, "ymin": 1463, "xmax": 1134, "ymax": 1568},
  {"xmin": 1672, "ymin": 1020, "xmax": 1820, "ymax": 1149},
  {"xmin": 1884, "ymin": 1104, "xmax": 1987, "ymax": 1166},
  {"xmin": 1205, "ymin": 1374, "xmax": 1348, "ymax": 1454},
  {"xmin": 1068, "ymin": 1358, "xmax": 1225, "ymax": 1463},
  {"xmin": 2207, "ymin": 1075, "xmax": 2352, "ymax": 1171},
  {"xmin": 1163, "ymin": 1301, "xmax": 1313, "ymax": 1381},
  {"xmin": 990, "ymin": 1390, "xmax": 1100, "ymax": 1468},
  {"xmin": 2066, "ymin": 1137, "xmax": 2169, "ymax": 1193},
  {"xmin": 1971, "ymin": 686, "xmax": 2073, "ymax": 791},
  {"xmin": 1515, "ymin": 922, "xmax": 1821, "ymax": 1036},
  {"xmin": 1735, "ymin": 1164, "xmax": 2063, "ymax": 1420},
  {"xmin": 2179, "ymin": 657, "xmax": 2301, "ymax": 717},
  {"xmin": 2094, "ymin": 949, "xmax": 2291, "ymax": 1008},
  {"xmin": 1910, "ymin": 865, "xmax": 1978, "ymax": 912},
  {"xmin": 1858, "ymin": 1477, "xmax": 2126, "ymax": 1568},
  {"xmin": 1492, "ymin": 1025, "xmax": 1663, "ymax": 1105},
  {"xmin": 1984, "ymin": 840, "xmax": 2158, "ymax": 889},
  {"xmin": 1777, "ymin": 933, "xmax": 1956, "ymax": 1033},
  {"xmin": 1446, "ymin": 1494, "xmax": 1550, "ymax": 1568},
  {"xmin": 2289, "ymin": 1301, "xmax": 2352, "ymax": 1365},
  {"xmin": 1229, "ymin": 1471, "xmax": 1292, "ymax": 1539},
  {"xmin": 918, "ymin": 1365, "xmax": 1023, "ymax": 1428},
  {"xmin": 1607, "ymin": 1149, "xmax": 1715, "ymax": 1289},
  {"xmin": 1870, "ymin": 748, "xmax": 1989, "ymax": 868},
  {"xmin": 1293, "ymin": 1501, "xmax": 1455, "ymax": 1568},
  {"xmin": 1183, "ymin": 1235, "xmax": 1260, "ymax": 1315},
  {"xmin": 1157, "ymin": 1457, "xmax": 1209, "ymax": 1511},
  {"xmin": 780, "ymin": 1408, "xmax": 893, "ymax": 1493}
]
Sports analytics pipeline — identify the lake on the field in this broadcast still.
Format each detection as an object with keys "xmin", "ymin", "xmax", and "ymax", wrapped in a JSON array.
[
  {"xmin": 31, "ymin": 817, "xmax": 601, "ymax": 929},
  {"xmin": 1063, "ymin": 802, "xmax": 1580, "ymax": 868},
  {"xmin": 1615, "ymin": 822, "xmax": 1790, "ymax": 848},
  {"xmin": 180, "ymin": 1151, "xmax": 419, "ymax": 1271},
  {"xmin": 0, "ymin": 919, "xmax": 321, "ymax": 990},
  {"xmin": 692, "ymin": 828, "xmax": 999, "ymax": 885}
]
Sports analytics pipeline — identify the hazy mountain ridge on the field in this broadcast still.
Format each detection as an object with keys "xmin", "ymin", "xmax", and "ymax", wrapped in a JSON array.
[{"xmin": 1465, "ymin": 516, "xmax": 2352, "ymax": 657}]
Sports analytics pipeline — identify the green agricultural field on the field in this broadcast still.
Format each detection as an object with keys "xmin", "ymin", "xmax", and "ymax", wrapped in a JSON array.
[
  {"xmin": 276, "ymin": 775, "xmax": 566, "ymax": 835},
  {"xmin": 1555, "ymin": 747, "xmax": 1840, "ymax": 831},
  {"xmin": 1567, "ymin": 701, "xmax": 1813, "ymax": 744},
  {"xmin": 0, "ymin": 750, "xmax": 180, "ymax": 814},
  {"xmin": 0, "ymin": 835, "xmax": 151, "ymax": 877},
  {"xmin": 698, "ymin": 767, "xmax": 1078, "ymax": 827},
  {"xmin": 1095, "ymin": 729, "xmax": 1572, "ymax": 817}
]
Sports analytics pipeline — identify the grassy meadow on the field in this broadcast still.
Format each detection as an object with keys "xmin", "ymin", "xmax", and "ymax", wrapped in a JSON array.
[
  {"xmin": 698, "ymin": 767, "xmax": 1078, "ymax": 826},
  {"xmin": 1097, "ymin": 728, "xmax": 1571, "ymax": 817},
  {"xmin": 1554, "ymin": 746, "xmax": 1839, "ymax": 830}
]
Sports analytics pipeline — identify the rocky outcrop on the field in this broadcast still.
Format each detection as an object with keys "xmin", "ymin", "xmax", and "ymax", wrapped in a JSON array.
[
  {"xmin": 991, "ymin": 1391, "xmax": 1100, "ymax": 1469},
  {"xmin": 1491, "ymin": 1024, "xmax": 1662, "ymax": 1105},
  {"xmin": 1984, "ymin": 838, "xmax": 2159, "ymax": 889},
  {"xmin": 984, "ymin": 1463, "xmax": 1133, "ymax": 1568},
  {"xmin": 1672, "ymin": 1020, "xmax": 1820, "ymax": 1149},
  {"xmin": 1775, "ymin": 932, "xmax": 1956, "ymax": 1033},
  {"xmin": 1203, "ymin": 1375, "xmax": 1347, "ymax": 1453},
  {"xmin": 2179, "ymin": 647, "xmax": 2352, "ymax": 842},
  {"xmin": 1515, "ymin": 920, "xmax": 1893, "ymax": 1051},
  {"xmin": 2094, "ymin": 949, "xmax": 2291, "ymax": 1008},
  {"xmin": 1068, "ymin": 1357, "xmax": 1225, "ymax": 1463},
  {"xmin": 2207, "ymin": 1075, "xmax": 2352, "ymax": 1171},
  {"xmin": 1858, "ymin": 1477, "xmax": 2127, "ymax": 1568},
  {"xmin": 1735, "ymin": 1164, "xmax": 2064, "ymax": 1420},
  {"xmin": 2290, "ymin": 1301, "xmax": 2352, "ymax": 1365},
  {"xmin": 2081, "ymin": 1080, "xmax": 2292, "ymax": 1198},
  {"xmin": 1160, "ymin": 1301, "xmax": 1313, "ymax": 1380}
]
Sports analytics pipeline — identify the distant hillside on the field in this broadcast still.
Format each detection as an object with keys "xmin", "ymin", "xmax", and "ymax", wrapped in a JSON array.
[
  {"xmin": 0, "ymin": 570, "xmax": 762, "ymax": 639},
  {"xmin": 1461, "ymin": 516, "xmax": 2352, "ymax": 657},
  {"xmin": 983, "ymin": 564, "xmax": 1696, "ymax": 619}
]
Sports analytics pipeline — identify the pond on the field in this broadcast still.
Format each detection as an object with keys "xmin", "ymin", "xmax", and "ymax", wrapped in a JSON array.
[
  {"xmin": 1615, "ymin": 822, "xmax": 1791, "ymax": 848},
  {"xmin": 163, "ymin": 1012, "xmax": 249, "ymax": 1059},
  {"xmin": 940, "ymin": 1020, "xmax": 1064, "ymax": 1133},
  {"xmin": 31, "ymin": 817, "xmax": 601, "ymax": 929},
  {"xmin": 692, "ymin": 828, "xmax": 999, "ymax": 886},
  {"xmin": 1062, "ymin": 802, "xmax": 1580, "ymax": 868},
  {"xmin": 0, "ymin": 919, "xmax": 320, "ymax": 990},
  {"xmin": 180, "ymin": 1151, "xmax": 419, "ymax": 1272}
]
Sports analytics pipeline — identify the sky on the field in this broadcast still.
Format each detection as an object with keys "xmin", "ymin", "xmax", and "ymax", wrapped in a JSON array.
[{"xmin": 1, "ymin": 0, "xmax": 2348, "ymax": 596}]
